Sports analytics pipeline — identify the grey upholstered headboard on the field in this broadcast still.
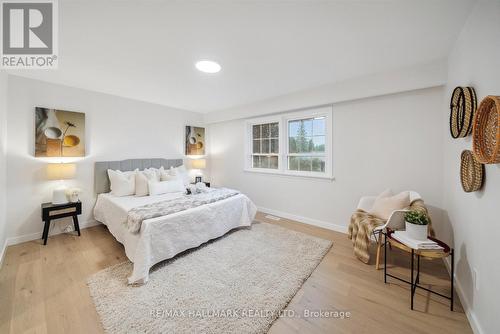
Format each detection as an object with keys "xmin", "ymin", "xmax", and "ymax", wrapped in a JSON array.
[{"xmin": 94, "ymin": 158, "xmax": 183, "ymax": 194}]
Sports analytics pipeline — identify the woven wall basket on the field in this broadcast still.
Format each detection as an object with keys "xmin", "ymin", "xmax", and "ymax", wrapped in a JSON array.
[
  {"xmin": 460, "ymin": 150, "xmax": 484, "ymax": 192},
  {"xmin": 472, "ymin": 95, "xmax": 500, "ymax": 164},
  {"xmin": 450, "ymin": 86, "xmax": 477, "ymax": 138}
]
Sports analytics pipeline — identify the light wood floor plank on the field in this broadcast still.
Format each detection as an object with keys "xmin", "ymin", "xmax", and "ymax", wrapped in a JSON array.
[{"xmin": 0, "ymin": 212, "xmax": 472, "ymax": 333}]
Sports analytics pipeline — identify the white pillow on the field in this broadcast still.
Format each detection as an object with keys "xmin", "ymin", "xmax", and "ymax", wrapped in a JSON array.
[
  {"xmin": 147, "ymin": 167, "xmax": 162, "ymax": 181},
  {"xmin": 162, "ymin": 173, "xmax": 180, "ymax": 182},
  {"xmin": 176, "ymin": 165, "xmax": 187, "ymax": 173},
  {"xmin": 148, "ymin": 179, "xmax": 185, "ymax": 196},
  {"xmin": 369, "ymin": 191, "xmax": 410, "ymax": 220},
  {"xmin": 170, "ymin": 165, "xmax": 190, "ymax": 186},
  {"xmin": 135, "ymin": 169, "xmax": 158, "ymax": 197},
  {"xmin": 159, "ymin": 166, "xmax": 179, "ymax": 181},
  {"xmin": 107, "ymin": 169, "xmax": 137, "ymax": 196}
]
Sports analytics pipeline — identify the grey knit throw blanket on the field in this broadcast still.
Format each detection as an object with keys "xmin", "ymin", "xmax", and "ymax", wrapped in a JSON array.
[{"xmin": 127, "ymin": 188, "xmax": 240, "ymax": 233}]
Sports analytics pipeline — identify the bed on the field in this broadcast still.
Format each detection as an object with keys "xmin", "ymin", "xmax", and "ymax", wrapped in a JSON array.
[{"xmin": 93, "ymin": 158, "xmax": 257, "ymax": 284}]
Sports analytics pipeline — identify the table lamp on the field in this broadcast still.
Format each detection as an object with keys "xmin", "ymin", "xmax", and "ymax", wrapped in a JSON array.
[
  {"xmin": 191, "ymin": 159, "xmax": 206, "ymax": 183},
  {"xmin": 46, "ymin": 163, "xmax": 76, "ymax": 204}
]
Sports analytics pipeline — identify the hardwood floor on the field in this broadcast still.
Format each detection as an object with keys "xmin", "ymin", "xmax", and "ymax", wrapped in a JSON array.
[{"xmin": 0, "ymin": 212, "xmax": 472, "ymax": 334}]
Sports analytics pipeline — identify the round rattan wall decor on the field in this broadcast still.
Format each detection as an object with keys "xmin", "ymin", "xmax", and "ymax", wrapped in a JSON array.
[
  {"xmin": 472, "ymin": 95, "xmax": 500, "ymax": 164},
  {"xmin": 460, "ymin": 150, "xmax": 484, "ymax": 192},
  {"xmin": 450, "ymin": 87, "xmax": 477, "ymax": 138}
]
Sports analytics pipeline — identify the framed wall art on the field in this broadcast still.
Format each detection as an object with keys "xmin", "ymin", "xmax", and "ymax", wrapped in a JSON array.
[
  {"xmin": 35, "ymin": 107, "xmax": 85, "ymax": 157},
  {"xmin": 185, "ymin": 126, "xmax": 205, "ymax": 156}
]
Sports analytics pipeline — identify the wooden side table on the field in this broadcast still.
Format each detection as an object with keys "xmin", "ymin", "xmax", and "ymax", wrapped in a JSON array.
[
  {"xmin": 384, "ymin": 229, "xmax": 454, "ymax": 311},
  {"xmin": 41, "ymin": 201, "xmax": 82, "ymax": 245}
]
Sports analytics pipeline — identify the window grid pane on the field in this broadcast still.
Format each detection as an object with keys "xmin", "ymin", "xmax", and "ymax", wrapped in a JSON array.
[
  {"xmin": 252, "ymin": 154, "xmax": 279, "ymax": 169},
  {"xmin": 253, "ymin": 155, "xmax": 259, "ymax": 168},
  {"xmin": 312, "ymin": 135, "xmax": 325, "ymax": 152},
  {"xmin": 270, "ymin": 139, "xmax": 279, "ymax": 153},
  {"xmin": 251, "ymin": 121, "xmax": 279, "ymax": 169},
  {"xmin": 262, "ymin": 139, "xmax": 270, "ymax": 153},
  {"xmin": 250, "ymin": 115, "xmax": 328, "ymax": 174},
  {"xmin": 287, "ymin": 156, "xmax": 325, "ymax": 173},
  {"xmin": 288, "ymin": 117, "xmax": 325, "ymax": 148},
  {"xmin": 287, "ymin": 116, "xmax": 326, "ymax": 172},
  {"xmin": 270, "ymin": 123, "xmax": 279, "ymax": 137}
]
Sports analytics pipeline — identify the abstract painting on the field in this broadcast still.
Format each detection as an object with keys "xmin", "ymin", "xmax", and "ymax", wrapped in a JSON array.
[
  {"xmin": 185, "ymin": 126, "xmax": 205, "ymax": 155},
  {"xmin": 35, "ymin": 107, "xmax": 86, "ymax": 157}
]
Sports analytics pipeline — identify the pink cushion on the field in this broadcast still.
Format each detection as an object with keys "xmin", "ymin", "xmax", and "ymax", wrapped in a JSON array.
[{"xmin": 369, "ymin": 191, "xmax": 410, "ymax": 220}]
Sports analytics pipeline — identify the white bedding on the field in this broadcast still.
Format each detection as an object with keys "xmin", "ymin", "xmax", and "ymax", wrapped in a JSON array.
[{"xmin": 94, "ymin": 191, "xmax": 257, "ymax": 284}]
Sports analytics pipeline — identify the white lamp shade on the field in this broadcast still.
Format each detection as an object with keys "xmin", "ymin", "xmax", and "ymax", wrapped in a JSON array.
[
  {"xmin": 191, "ymin": 159, "xmax": 206, "ymax": 169},
  {"xmin": 47, "ymin": 163, "xmax": 76, "ymax": 180},
  {"xmin": 52, "ymin": 187, "xmax": 68, "ymax": 204}
]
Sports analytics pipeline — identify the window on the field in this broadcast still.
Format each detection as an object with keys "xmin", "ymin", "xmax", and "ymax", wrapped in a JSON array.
[
  {"xmin": 251, "ymin": 122, "xmax": 279, "ymax": 169},
  {"xmin": 288, "ymin": 117, "xmax": 326, "ymax": 173},
  {"xmin": 245, "ymin": 107, "xmax": 332, "ymax": 179}
]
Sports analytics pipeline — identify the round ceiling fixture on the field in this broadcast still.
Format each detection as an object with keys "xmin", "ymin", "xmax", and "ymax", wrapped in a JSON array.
[{"xmin": 195, "ymin": 60, "xmax": 221, "ymax": 74}]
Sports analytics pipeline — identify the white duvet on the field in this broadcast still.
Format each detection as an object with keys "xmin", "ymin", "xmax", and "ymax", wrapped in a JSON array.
[{"xmin": 94, "ymin": 191, "xmax": 257, "ymax": 284}]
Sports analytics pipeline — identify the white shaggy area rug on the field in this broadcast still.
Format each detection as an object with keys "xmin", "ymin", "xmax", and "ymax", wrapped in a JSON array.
[{"xmin": 87, "ymin": 222, "xmax": 332, "ymax": 334}]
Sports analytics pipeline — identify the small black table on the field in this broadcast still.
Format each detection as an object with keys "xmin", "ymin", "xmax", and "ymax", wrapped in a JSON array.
[
  {"xmin": 384, "ymin": 229, "xmax": 454, "ymax": 311},
  {"xmin": 41, "ymin": 201, "xmax": 82, "ymax": 245}
]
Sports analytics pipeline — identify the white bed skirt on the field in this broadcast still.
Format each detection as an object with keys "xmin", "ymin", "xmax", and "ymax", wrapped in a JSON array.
[{"xmin": 95, "ymin": 194, "xmax": 257, "ymax": 284}]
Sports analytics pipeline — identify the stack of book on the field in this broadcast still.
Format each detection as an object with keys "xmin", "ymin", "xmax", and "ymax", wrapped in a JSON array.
[{"xmin": 392, "ymin": 231, "xmax": 443, "ymax": 250}]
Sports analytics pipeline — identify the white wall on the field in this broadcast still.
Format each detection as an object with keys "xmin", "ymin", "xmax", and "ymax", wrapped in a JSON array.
[
  {"xmin": 0, "ymin": 71, "xmax": 7, "ymax": 261},
  {"xmin": 209, "ymin": 87, "xmax": 445, "ymax": 232},
  {"xmin": 205, "ymin": 60, "xmax": 447, "ymax": 124},
  {"xmin": 442, "ymin": 1, "xmax": 500, "ymax": 333},
  {"xmin": 5, "ymin": 75, "xmax": 203, "ymax": 243}
]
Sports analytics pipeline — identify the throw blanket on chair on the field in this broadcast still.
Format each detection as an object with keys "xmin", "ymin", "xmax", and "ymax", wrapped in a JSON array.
[
  {"xmin": 127, "ymin": 188, "xmax": 240, "ymax": 233},
  {"xmin": 347, "ymin": 199, "xmax": 431, "ymax": 264}
]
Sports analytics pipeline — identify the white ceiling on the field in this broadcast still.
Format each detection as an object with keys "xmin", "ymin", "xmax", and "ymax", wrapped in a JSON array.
[{"xmin": 9, "ymin": 0, "xmax": 476, "ymax": 113}]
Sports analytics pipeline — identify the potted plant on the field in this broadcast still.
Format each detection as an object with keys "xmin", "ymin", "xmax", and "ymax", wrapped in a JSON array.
[{"xmin": 404, "ymin": 210, "xmax": 429, "ymax": 241}]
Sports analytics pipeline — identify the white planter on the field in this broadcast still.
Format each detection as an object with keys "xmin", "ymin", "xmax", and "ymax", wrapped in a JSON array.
[
  {"xmin": 405, "ymin": 221, "xmax": 428, "ymax": 241},
  {"xmin": 69, "ymin": 193, "xmax": 80, "ymax": 203}
]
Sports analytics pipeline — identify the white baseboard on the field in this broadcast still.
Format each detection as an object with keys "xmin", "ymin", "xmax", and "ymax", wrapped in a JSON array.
[
  {"xmin": 258, "ymin": 207, "xmax": 484, "ymax": 333},
  {"xmin": 0, "ymin": 220, "xmax": 103, "ymax": 270},
  {"xmin": 443, "ymin": 257, "xmax": 484, "ymax": 334},
  {"xmin": 0, "ymin": 238, "xmax": 7, "ymax": 269},
  {"xmin": 0, "ymin": 209, "xmax": 483, "ymax": 334},
  {"xmin": 257, "ymin": 206, "xmax": 348, "ymax": 234},
  {"xmin": 6, "ymin": 219, "xmax": 102, "ymax": 246}
]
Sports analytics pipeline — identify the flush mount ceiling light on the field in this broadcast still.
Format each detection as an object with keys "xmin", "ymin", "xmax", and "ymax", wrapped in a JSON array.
[{"xmin": 195, "ymin": 60, "xmax": 221, "ymax": 74}]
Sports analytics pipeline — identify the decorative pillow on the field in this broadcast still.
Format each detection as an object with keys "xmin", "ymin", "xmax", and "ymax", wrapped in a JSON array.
[
  {"xmin": 176, "ymin": 165, "xmax": 188, "ymax": 173},
  {"xmin": 148, "ymin": 179, "xmax": 185, "ymax": 196},
  {"xmin": 195, "ymin": 182, "xmax": 208, "ymax": 192},
  {"xmin": 107, "ymin": 169, "xmax": 137, "ymax": 196},
  {"xmin": 369, "ymin": 191, "xmax": 410, "ymax": 220},
  {"xmin": 162, "ymin": 173, "xmax": 180, "ymax": 182},
  {"xmin": 146, "ymin": 167, "xmax": 162, "ymax": 181},
  {"xmin": 135, "ymin": 169, "xmax": 158, "ymax": 197},
  {"xmin": 170, "ymin": 165, "xmax": 190, "ymax": 186},
  {"xmin": 159, "ymin": 166, "xmax": 179, "ymax": 182}
]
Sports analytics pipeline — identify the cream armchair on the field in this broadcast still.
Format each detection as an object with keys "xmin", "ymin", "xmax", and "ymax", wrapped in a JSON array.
[{"xmin": 356, "ymin": 191, "xmax": 422, "ymax": 269}]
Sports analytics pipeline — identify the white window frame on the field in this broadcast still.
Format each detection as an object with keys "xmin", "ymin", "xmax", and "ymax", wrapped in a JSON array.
[
  {"xmin": 245, "ymin": 115, "xmax": 283, "ymax": 173},
  {"xmin": 244, "ymin": 106, "xmax": 333, "ymax": 180}
]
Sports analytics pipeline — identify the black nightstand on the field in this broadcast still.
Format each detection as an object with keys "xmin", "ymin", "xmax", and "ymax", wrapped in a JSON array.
[{"xmin": 41, "ymin": 201, "xmax": 82, "ymax": 245}]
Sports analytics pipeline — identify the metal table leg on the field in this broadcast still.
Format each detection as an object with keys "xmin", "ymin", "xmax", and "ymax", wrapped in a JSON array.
[
  {"xmin": 410, "ymin": 249, "xmax": 414, "ymax": 310},
  {"xmin": 384, "ymin": 232, "xmax": 387, "ymax": 283},
  {"xmin": 384, "ymin": 237, "xmax": 455, "ymax": 312},
  {"xmin": 416, "ymin": 254, "xmax": 420, "ymax": 284},
  {"xmin": 451, "ymin": 249, "xmax": 454, "ymax": 311}
]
